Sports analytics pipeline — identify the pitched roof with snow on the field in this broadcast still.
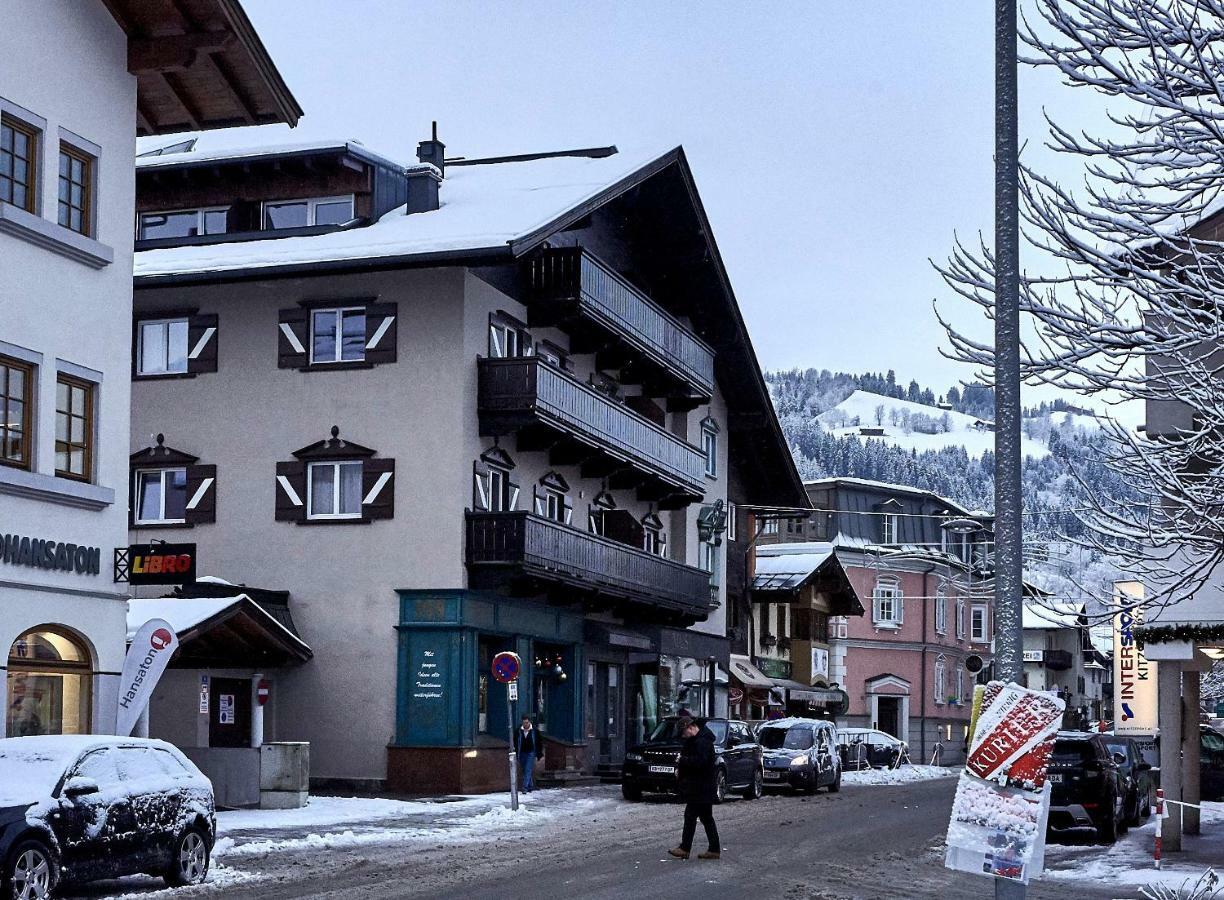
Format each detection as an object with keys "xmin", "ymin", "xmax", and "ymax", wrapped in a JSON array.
[
  {"xmin": 752, "ymin": 542, "xmax": 865, "ymax": 616},
  {"xmin": 134, "ymin": 140, "xmax": 674, "ymax": 280}
]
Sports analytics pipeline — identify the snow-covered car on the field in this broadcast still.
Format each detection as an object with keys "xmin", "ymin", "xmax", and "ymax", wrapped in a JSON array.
[
  {"xmin": 0, "ymin": 735, "xmax": 216, "ymax": 899},
  {"xmin": 757, "ymin": 718, "xmax": 841, "ymax": 793},
  {"xmin": 836, "ymin": 727, "xmax": 906, "ymax": 769}
]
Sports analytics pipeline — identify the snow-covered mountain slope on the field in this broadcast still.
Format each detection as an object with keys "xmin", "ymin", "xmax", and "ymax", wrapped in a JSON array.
[{"xmin": 817, "ymin": 389, "xmax": 1093, "ymax": 459}]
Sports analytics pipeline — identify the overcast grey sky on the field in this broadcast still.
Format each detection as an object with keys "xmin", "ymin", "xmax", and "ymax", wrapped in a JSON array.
[{"xmin": 246, "ymin": 1, "xmax": 1101, "ymax": 397}]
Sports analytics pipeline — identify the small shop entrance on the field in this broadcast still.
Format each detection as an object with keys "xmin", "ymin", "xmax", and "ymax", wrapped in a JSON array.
[
  {"xmin": 877, "ymin": 696, "xmax": 902, "ymax": 739},
  {"xmin": 586, "ymin": 661, "xmax": 623, "ymax": 765},
  {"xmin": 209, "ymin": 677, "xmax": 252, "ymax": 748}
]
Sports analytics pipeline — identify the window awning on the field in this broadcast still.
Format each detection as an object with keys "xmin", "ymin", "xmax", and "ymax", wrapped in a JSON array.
[
  {"xmin": 729, "ymin": 654, "xmax": 773, "ymax": 689},
  {"xmin": 772, "ymin": 678, "xmax": 849, "ymax": 710}
]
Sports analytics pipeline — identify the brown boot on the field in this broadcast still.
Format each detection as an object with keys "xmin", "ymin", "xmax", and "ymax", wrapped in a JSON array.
[
  {"xmin": 668, "ymin": 848, "xmax": 690, "ymax": 860},
  {"xmin": 698, "ymin": 850, "xmax": 721, "ymax": 860}
]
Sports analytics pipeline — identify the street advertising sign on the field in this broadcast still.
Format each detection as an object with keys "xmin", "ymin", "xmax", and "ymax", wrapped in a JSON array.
[
  {"xmin": 508, "ymin": 681, "xmax": 519, "ymax": 701},
  {"xmin": 491, "ymin": 651, "xmax": 521, "ymax": 683},
  {"xmin": 1113, "ymin": 581, "xmax": 1157, "ymax": 735},
  {"xmin": 1022, "ymin": 650, "xmax": 1044, "ymax": 663},
  {"xmin": 120, "ymin": 543, "xmax": 197, "ymax": 585},
  {"xmin": 945, "ymin": 681, "xmax": 1065, "ymax": 886},
  {"xmin": 117, "ymin": 618, "xmax": 179, "ymax": 737}
]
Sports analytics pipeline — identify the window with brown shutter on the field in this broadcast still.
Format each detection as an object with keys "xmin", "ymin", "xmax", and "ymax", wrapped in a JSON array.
[
  {"xmin": 278, "ymin": 428, "xmax": 394, "ymax": 524},
  {"xmin": 363, "ymin": 303, "xmax": 397, "ymax": 365},
  {"xmin": 277, "ymin": 308, "xmax": 309, "ymax": 369},
  {"xmin": 187, "ymin": 314, "xmax": 219, "ymax": 374},
  {"xmin": 361, "ymin": 458, "xmax": 395, "ymax": 520},
  {"xmin": 129, "ymin": 437, "xmax": 215, "ymax": 527},
  {"xmin": 279, "ymin": 301, "xmax": 397, "ymax": 370},
  {"xmin": 184, "ymin": 464, "xmax": 216, "ymax": 524},
  {"xmin": 275, "ymin": 460, "xmax": 307, "ymax": 521}
]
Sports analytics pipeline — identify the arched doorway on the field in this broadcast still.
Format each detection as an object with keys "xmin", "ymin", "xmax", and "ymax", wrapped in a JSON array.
[{"xmin": 6, "ymin": 627, "xmax": 93, "ymax": 737}]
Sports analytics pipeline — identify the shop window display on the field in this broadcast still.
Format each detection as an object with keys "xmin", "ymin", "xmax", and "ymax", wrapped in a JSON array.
[{"xmin": 6, "ymin": 628, "xmax": 92, "ymax": 736}]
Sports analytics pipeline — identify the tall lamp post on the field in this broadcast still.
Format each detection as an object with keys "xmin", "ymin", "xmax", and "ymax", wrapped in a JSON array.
[{"xmin": 995, "ymin": 0, "xmax": 1024, "ymax": 897}]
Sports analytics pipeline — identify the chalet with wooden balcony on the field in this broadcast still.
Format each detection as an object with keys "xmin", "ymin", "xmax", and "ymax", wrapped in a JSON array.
[{"xmin": 129, "ymin": 129, "xmax": 805, "ymax": 793}]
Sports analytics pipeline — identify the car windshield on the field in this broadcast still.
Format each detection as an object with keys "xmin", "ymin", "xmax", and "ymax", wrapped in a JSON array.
[
  {"xmin": 759, "ymin": 726, "xmax": 814, "ymax": 750},
  {"xmin": 1104, "ymin": 741, "xmax": 1129, "ymax": 761},
  {"xmin": 0, "ymin": 739, "xmax": 79, "ymax": 805},
  {"xmin": 648, "ymin": 719, "xmax": 727, "ymax": 744},
  {"xmin": 1051, "ymin": 740, "xmax": 1094, "ymax": 765}
]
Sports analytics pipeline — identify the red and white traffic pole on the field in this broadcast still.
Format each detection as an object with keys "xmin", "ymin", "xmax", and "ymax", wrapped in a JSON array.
[{"xmin": 1154, "ymin": 788, "xmax": 1164, "ymax": 869}]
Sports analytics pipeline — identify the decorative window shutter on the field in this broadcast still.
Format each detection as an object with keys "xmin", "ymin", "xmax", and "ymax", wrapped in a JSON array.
[
  {"xmin": 362, "ymin": 458, "xmax": 395, "ymax": 520},
  {"xmin": 275, "ymin": 460, "xmax": 307, "ymax": 521},
  {"xmin": 507, "ymin": 480, "xmax": 520, "ymax": 512},
  {"xmin": 363, "ymin": 302, "xmax": 397, "ymax": 365},
  {"xmin": 472, "ymin": 464, "xmax": 489, "ymax": 511},
  {"xmin": 563, "ymin": 499, "xmax": 573, "ymax": 525},
  {"xmin": 278, "ymin": 308, "xmax": 309, "ymax": 369},
  {"xmin": 896, "ymin": 590, "xmax": 904, "ymax": 624},
  {"xmin": 186, "ymin": 314, "xmax": 219, "ymax": 374},
  {"xmin": 533, "ymin": 487, "xmax": 546, "ymax": 516},
  {"xmin": 872, "ymin": 590, "xmax": 882, "ymax": 623},
  {"xmin": 184, "ymin": 464, "xmax": 217, "ymax": 524}
]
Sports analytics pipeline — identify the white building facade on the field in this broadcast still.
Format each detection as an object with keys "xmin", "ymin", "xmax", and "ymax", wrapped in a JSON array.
[{"xmin": 0, "ymin": 0, "xmax": 299, "ymax": 739}]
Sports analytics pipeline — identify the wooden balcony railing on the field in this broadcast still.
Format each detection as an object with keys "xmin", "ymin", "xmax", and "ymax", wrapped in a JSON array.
[
  {"xmin": 527, "ymin": 247, "xmax": 715, "ymax": 400},
  {"xmin": 466, "ymin": 511, "xmax": 714, "ymax": 620},
  {"xmin": 478, "ymin": 356, "xmax": 706, "ymax": 498}
]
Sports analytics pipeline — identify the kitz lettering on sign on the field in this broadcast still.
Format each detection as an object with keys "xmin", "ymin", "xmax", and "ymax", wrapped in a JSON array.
[{"xmin": 0, "ymin": 532, "xmax": 101, "ymax": 575}]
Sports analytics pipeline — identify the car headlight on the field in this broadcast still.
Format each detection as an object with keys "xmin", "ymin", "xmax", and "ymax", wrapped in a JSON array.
[
  {"xmin": 626, "ymin": 753, "xmax": 642, "ymax": 762},
  {"xmin": 790, "ymin": 755, "xmax": 809, "ymax": 767}
]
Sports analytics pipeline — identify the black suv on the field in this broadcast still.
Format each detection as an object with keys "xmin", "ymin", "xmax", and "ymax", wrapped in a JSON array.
[
  {"xmin": 1046, "ymin": 732, "xmax": 1129, "ymax": 843},
  {"xmin": 621, "ymin": 717, "xmax": 763, "ymax": 803}
]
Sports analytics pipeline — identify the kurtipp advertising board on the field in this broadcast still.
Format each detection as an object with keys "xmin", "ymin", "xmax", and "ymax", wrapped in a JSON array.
[
  {"xmin": 1113, "ymin": 581, "xmax": 1158, "ymax": 735},
  {"xmin": 944, "ymin": 682, "xmax": 1065, "ymax": 885}
]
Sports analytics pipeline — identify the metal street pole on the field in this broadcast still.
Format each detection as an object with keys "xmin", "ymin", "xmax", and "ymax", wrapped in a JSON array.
[
  {"xmin": 507, "ymin": 682, "xmax": 519, "ymax": 811},
  {"xmin": 995, "ymin": 0, "xmax": 1024, "ymax": 897}
]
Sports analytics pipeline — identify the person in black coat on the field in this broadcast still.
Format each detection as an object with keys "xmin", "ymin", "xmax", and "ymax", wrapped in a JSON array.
[
  {"xmin": 668, "ymin": 717, "xmax": 721, "ymax": 860},
  {"xmin": 516, "ymin": 716, "xmax": 540, "ymax": 793}
]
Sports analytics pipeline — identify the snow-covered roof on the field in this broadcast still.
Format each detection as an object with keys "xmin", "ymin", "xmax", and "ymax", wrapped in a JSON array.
[
  {"xmin": 1022, "ymin": 601, "xmax": 1086, "ymax": 630},
  {"xmin": 134, "ymin": 141, "xmax": 674, "ymax": 280},
  {"xmin": 803, "ymin": 475, "xmax": 988, "ymax": 517},
  {"xmin": 127, "ymin": 594, "xmax": 311, "ymax": 657},
  {"xmin": 753, "ymin": 542, "xmax": 836, "ymax": 591},
  {"xmin": 136, "ymin": 135, "xmax": 427, "ymax": 178}
]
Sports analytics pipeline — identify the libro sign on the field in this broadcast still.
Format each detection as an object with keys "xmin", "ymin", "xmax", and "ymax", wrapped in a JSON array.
[
  {"xmin": 117, "ymin": 618, "xmax": 179, "ymax": 737},
  {"xmin": 115, "ymin": 543, "xmax": 197, "ymax": 585}
]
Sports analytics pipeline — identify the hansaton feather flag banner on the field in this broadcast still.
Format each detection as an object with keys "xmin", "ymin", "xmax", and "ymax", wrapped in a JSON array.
[{"xmin": 944, "ymin": 681, "xmax": 1065, "ymax": 885}]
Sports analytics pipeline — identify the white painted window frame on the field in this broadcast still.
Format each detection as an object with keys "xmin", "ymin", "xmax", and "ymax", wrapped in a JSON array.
[
  {"xmin": 309, "ymin": 306, "xmax": 366, "ymax": 365},
  {"xmin": 137, "ymin": 317, "xmax": 190, "ymax": 376},
  {"xmin": 262, "ymin": 194, "xmax": 354, "ymax": 229},
  {"xmin": 306, "ymin": 459, "xmax": 363, "ymax": 520},
  {"xmin": 970, "ymin": 604, "xmax": 989, "ymax": 643},
  {"xmin": 134, "ymin": 466, "xmax": 187, "ymax": 525},
  {"xmin": 137, "ymin": 205, "xmax": 229, "ymax": 240}
]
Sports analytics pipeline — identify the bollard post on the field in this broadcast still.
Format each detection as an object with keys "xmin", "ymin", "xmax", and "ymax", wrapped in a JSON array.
[{"xmin": 1155, "ymin": 788, "xmax": 1164, "ymax": 869}]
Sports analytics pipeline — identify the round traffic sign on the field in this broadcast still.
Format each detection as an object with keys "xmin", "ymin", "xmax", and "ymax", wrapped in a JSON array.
[{"xmin": 491, "ymin": 651, "xmax": 521, "ymax": 683}]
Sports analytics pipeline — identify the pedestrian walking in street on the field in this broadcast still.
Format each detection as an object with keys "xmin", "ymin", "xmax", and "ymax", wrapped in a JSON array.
[
  {"xmin": 668, "ymin": 717, "xmax": 721, "ymax": 860},
  {"xmin": 517, "ymin": 715, "xmax": 539, "ymax": 793}
]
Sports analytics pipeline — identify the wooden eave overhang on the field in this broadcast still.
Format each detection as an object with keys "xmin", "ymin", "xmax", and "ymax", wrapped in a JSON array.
[{"xmin": 104, "ymin": 0, "xmax": 302, "ymax": 135}]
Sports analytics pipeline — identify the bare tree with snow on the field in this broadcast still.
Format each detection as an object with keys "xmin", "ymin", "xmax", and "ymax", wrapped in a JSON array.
[{"xmin": 935, "ymin": 0, "xmax": 1224, "ymax": 616}]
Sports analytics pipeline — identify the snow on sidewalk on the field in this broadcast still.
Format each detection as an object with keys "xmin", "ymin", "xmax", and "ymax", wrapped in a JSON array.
[
  {"xmin": 842, "ymin": 764, "xmax": 959, "ymax": 785},
  {"xmin": 1040, "ymin": 801, "xmax": 1224, "ymax": 893}
]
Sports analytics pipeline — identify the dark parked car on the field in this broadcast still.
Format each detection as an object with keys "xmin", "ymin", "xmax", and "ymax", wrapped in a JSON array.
[
  {"xmin": 1102, "ymin": 734, "xmax": 1154, "ymax": 826},
  {"xmin": 0, "ymin": 736, "xmax": 216, "ymax": 900},
  {"xmin": 1046, "ymin": 732, "xmax": 1128, "ymax": 843},
  {"xmin": 757, "ymin": 718, "xmax": 841, "ymax": 793},
  {"xmin": 622, "ymin": 717, "xmax": 763, "ymax": 803},
  {"xmin": 1201, "ymin": 726, "xmax": 1224, "ymax": 802}
]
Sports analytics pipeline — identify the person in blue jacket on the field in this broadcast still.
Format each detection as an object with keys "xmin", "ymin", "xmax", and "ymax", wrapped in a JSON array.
[{"xmin": 516, "ymin": 715, "xmax": 540, "ymax": 792}]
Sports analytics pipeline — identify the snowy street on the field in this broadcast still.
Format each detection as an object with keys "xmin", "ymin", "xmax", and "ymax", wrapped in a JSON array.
[{"xmin": 51, "ymin": 774, "xmax": 1208, "ymax": 900}]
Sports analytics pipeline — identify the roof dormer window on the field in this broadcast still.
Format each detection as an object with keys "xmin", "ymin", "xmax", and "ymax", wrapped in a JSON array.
[
  {"xmin": 263, "ymin": 195, "xmax": 354, "ymax": 230},
  {"xmin": 138, "ymin": 207, "xmax": 229, "ymax": 240}
]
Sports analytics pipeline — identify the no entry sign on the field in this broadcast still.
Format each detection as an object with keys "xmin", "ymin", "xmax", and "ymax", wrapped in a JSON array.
[
  {"xmin": 491, "ymin": 651, "xmax": 521, "ymax": 683},
  {"xmin": 256, "ymin": 679, "xmax": 270, "ymax": 706}
]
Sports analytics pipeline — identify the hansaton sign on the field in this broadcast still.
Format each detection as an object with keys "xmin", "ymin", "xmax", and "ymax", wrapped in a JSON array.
[{"xmin": 945, "ymin": 682, "xmax": 1065, "ymax": 886}]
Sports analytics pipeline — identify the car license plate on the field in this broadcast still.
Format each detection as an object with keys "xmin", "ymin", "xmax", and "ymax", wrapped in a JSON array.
[
  {"xmin": 1047, "ymin": 773, "xmax": 1063, "ymax": 783},
  {"xmin": 648, "ymin": 765, "xmax": 675, "ymax": 774},
  {"xmin": 764, "ymin": 771, "xmax": 782, "ymax": 780}
]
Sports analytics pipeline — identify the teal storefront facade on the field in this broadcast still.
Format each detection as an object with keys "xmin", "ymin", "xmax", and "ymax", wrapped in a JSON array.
[
  {"xmin": 388, "ymin": 590, "xmax": 730, "ymax": 793},
  {"xmin": 388, "ymin": 590, "xmax": 586, "ymax": 793}
]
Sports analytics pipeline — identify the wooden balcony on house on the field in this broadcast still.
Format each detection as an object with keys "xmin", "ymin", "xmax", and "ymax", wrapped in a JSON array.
[
  {"xmin": 478, "ymin": 356, "xmax": 706, "ymax": 507},
  {"xmin": 526, "ymin": 247, "xmax": 715, "ymax": 410},
  {"xmin": 466, "ymin": 511, "xmax": 714, "ymax": 623},
  {"xmin": 1043, "ymin": 649, "xmax": 1074, "ymax": 670}
]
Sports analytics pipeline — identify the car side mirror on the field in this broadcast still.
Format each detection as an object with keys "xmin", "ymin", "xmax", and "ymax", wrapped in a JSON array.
[
  {"xmin": 1137, "ymin": 762, "xmax": 1152, "ymax": 772},
  {"xmin": 62, "ymin": 776, "xmax": 99, "ymax": 798},
  {"xmin": 1112, "ymin": 752, "xmax": 1127, "ymax": 766}
]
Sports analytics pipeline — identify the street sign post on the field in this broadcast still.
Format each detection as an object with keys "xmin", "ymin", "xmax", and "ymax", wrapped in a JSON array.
[{"xmin": 491, "ymin": 651, "xmax": 522, "ymax": 811}]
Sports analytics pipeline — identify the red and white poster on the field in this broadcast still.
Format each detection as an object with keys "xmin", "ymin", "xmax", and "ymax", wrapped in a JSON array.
[{"xmin": 945, "ymin": 682, "xmax": 1065, "ymax": 885}]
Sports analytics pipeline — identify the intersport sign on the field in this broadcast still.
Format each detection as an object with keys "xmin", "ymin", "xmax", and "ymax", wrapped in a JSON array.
[{"xmin": 116, "ymin": 618, "xmax": 178, "ymax": 737}]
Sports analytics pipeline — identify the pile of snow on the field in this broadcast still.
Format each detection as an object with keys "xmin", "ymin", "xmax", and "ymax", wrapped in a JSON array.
[
  {"xmin": 1041, "ymin": 801, "xmax": 1224, "ymax": 892},
  {"xmin": 819, "ymin": 391, "xmax": 1049, "ymax": 459},
  {"xmin": 842, "ymin": 764, "xmax": 958, "ymax": 785},
  {"xmin": 216, "ymin": 794, "xmax": 439, "ymax": 835}
]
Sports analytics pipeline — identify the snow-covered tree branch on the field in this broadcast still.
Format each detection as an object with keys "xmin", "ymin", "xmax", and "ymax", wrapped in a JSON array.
[{"xmin": 936, "ymin": 0, "xmax": 1224, "ymax": 616}]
